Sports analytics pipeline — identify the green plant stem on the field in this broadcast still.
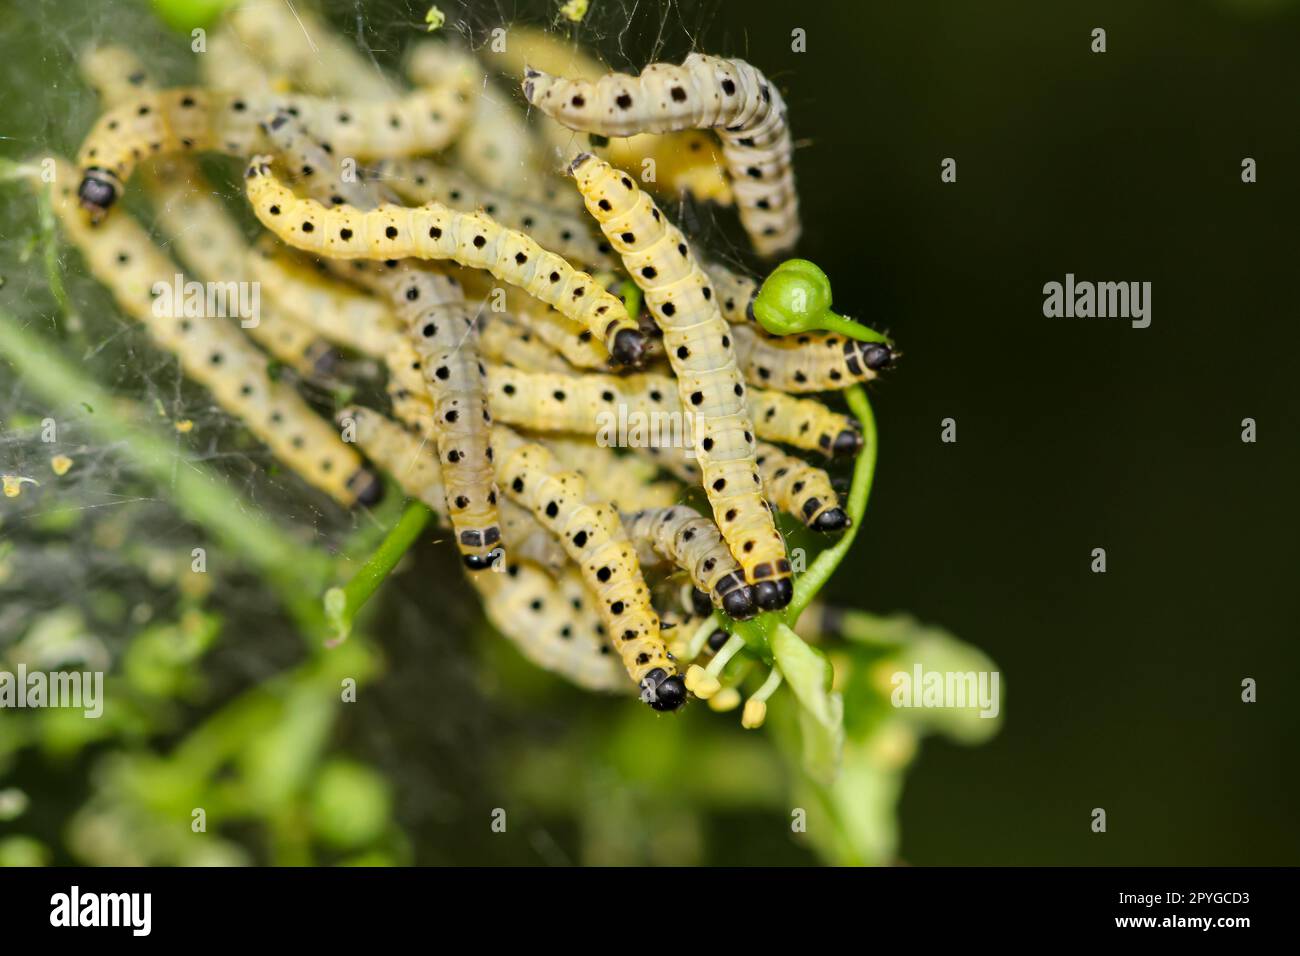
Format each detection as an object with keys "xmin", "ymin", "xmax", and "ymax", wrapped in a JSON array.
[
  {"xmin": 324, "ymin": 502, "xmax": 431, "ymax": 644},
  {"xmin": 0, "ymin": 312, "xmax": 332, "ymax": 632},
  {"xmin": 789, "ymin": 385, "xmax": 877, "ymax": 620}
]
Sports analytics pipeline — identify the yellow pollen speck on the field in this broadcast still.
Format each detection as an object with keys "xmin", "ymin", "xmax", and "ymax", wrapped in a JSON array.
[
  {"xmin": 174, "ymin": 419, "xmax": 194, "ymax": 433},
  {"xmin": 50, "ymin": 455, "xmax": 73, "ymax": 476}
]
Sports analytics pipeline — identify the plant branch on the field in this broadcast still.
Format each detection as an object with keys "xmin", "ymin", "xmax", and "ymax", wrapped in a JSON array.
[{"xmin": 324, "ymin": 501, "xmax": 431, "ymax": 645}]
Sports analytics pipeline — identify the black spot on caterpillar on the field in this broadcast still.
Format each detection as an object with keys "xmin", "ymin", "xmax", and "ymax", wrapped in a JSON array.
[
  {"xmin": 524, "ymin": 54, "xmax": 799, "ymax": 257},
  {"xmin": 242, "ymin": 156, "xmax": 646, "ymax": 367},
  {"xmin": 47, "ymin": 157, "xmax": 379, "ymax": 508}
]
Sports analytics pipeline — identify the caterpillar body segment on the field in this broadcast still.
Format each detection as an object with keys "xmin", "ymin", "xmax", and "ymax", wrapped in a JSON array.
[
  {"xmin": 478, "ymin": 316, "xmax": 574, "ymax": 374},
  {"xmin": 76, "ymin": 83, "xmax": 473, "ymax": 218},
  {"xmin": 476, "ymin": 563, "xmax": 627, "ymax": 693},
  {"xmin": 754, "ymin": 443, "xmax": 848, "ymax": 532},
  {"xmin": 46, "ymin": 159, "xmax": 379, "ymax": 508},
  {"xmin": 750, "ymin": 390, "xmax": 862, "ymax": 459},
  {"xmin": 248, "ymin": 238, "xmax": 405, "ymax": 358},
  {"xmin": 458, "ymin": 273, "xmax": 610, "ymax": 370},
  {"xmin": 241, "ymin": 157, "xmax": 646, "ymax": 367},
  {"xmin": 565, "ymin": 154, "xmax": 793, "ymax": 608},
  {"xmin": 225, "ymin": 1, "xmax": 398, "ymax": 99},
  {"xmin": 374, "ymin": 157, "xmax": 616, "ymax": 270},
  {"xmin": 731, "ymin": 324, "xmax": 890, "ymax": 393},
  {"xmin": 542, "ymin": 436, "xmax": 681, "ymax": 512},
  {"xmin": 524, "ymin": 54, "xmax": 798, "ymax": 255},
  {"xmin": 500, "ymin": 499, "xmax": 569, "ymax": 575},
  {"xmin": 261, "ymin": 115, "xmax": 502, "ymax": 571},
  {"xmin": 492, "ymin": 428, "xmax": 684, "ymax": 709},
  {"xmin": 202, "ymin": 26, "xmax": 278, "ymax": 94},
  {"xmin": 483, "ymin": 365, "xmax": 845, "ymax": 458},
  {"xmin": 624, "ymin": 506, "xmax": 756, "ymax": 620},
  {"xmin": 78, "ymin": 48, "xmax": 331, "ymax": 377}
]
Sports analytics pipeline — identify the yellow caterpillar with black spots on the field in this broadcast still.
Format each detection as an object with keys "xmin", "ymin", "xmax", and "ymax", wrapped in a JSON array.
[
  {"xmin": 338, "ymin": 406, "xmax": 621, "ymax": 691},
  {"xmin": 46, "ymin": 156, "xmax": 379, "ymax": 508},
  {"xmin": 493, "ymin": 427, "xmax": 685, "ymax": 709},
  {"xmin": 484, "ymin": 365, "xmax": 859, "ymax": 459},
  {"xmin": 373, "ymin": 157, "xmax": 615, "ymax": 271},
  {"xmin": 569, "ymin": 154, "xmax": 791, "ymax": 609},
  {"xmin": 478, "ymin": 315, "xmax": 574, "ymax": 374},
  {"xmin": 262, "ymin": 112, "xmax": 503, "ymax": 571},
  {"xmin": 242, "ymin": 156, "xmax": 647, "ymax": 367},
  {"xmin": 754, "ymin": 443, "xmax": 848, "ymax": 532},
  {"xmin": 624, "ymin": 506, "xmax": 756, "ymax": 620},
  {"xmin": 542, "ymin": 435, "xmax": 681, "ymax": 512},
  {"xmin": 78, "ymin": 45, "xmax": 332, "ymax": 378},
  {"xmin": 76, "ymin": 79, "xmax": 474, "ymax": 219},
  {"xmin": 456, "ymin": 272, "xmax": 611, "ymax": 370},
  {"xmin": 524, "ymin": 54, "xmax": 798, "ymax": 256}
]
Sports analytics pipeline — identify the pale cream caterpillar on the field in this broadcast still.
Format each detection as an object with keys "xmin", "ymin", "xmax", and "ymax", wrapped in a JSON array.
[
  {"xmin": 492, "ymin": 426, "xmax": 685, "ymax": 709},
  {"xmin": 568, "ymin": 153, "xmax": 792, "ymax": 609},
  {"xmin": 76, "ymin": 79, "xmax": 474, "ymax": 218},
  {"xmin": 241, "ymin": 156, "xmax": 647, "ymax": 366},
  {"xmin": 248, "ymin": 237, "xmax": 406, "ymax": 359},
  {"xmin": 541, "ymin": 435, "xmax": 681, "ymax": 512},
  {"xmin": 754, "ymin": 442, "xmax": 848, "ymax": 532},
  {"xmin": 478, "ymin": 315, "xmax": 575, "ymax": 374},
  {"xmin": 624, "ymin": 506, "xmax": 757, "ymax": 620},
  {"xmin": 46, "ymin": 158, "xmax": 380, "ymax": 507},
  {"xmin": 494, "ymin": 26, "xmax": 734, "ymax": 207},
  {"xmin": 78, "ymin": 46, "xmax": 332, "ymax": 378},
  {"xmin": 337, "ymin": 406, "xmax": 619, "ymax": 690},
  {"xmin": 202, "ymin": 25, "xmax": 278, "ymax": 95},
  {"xmin": 456, "ymin": 272, "xmax": 610, "ymax": 370},
  {"xmin": 372, "ymin": 157, "xmax": 616, "ymax": 271},
  {"xmin": 263, "ymin": 113, "xmax": 503, "ymax": 570},
  {"xmin": 483, "ymin": 365, "xmax": 857, "ymax": 458},
  {"xmin": 524, "ymin": 54, "xmax": 798, "ymax": 256},
  {"xmin": 730, "ymin": 324, "xmax": 892, "ymax": 394}
]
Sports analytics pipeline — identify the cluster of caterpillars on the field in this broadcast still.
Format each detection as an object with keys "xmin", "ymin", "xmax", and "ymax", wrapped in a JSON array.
[{"xmin": 61, "ymin": 5, "xmax": 892, "ymax": 716}]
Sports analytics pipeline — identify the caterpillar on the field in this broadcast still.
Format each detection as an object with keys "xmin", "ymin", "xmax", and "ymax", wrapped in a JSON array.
[
  {"xmin": 242, "ymin": 156, "xmax": 647, "ymax": 366},
  {"xmin": 76, "ymin": 80, "xmax": 474, "ymax": 219},
  {"xmin": 624, "ymin": 506, "xmax": 756, "ymax": 619},
  {"xmin": 457, "ymin": 272, "xmax": 610, "ymax": 370},
  {"xmin": 524, "ymin": 54, "xmax": 798, "ymax": 256},
  {"xmin": 754, "ymin": 442, "xmax": 848, "ymax": 532},
  {"xmin": 224, "ymin": 1, "xmax": 399, "ymax": 99},
  {"xmin": 373, "ymin": 157, "xmax": 615, "ymax": 271},
  {"xmin": 494, "ymin": 26, "xmax": 733, "ymax": 206},
  {"xmin": 247, "ymin": 237, "xmax": 406, "ymax": 359},
  {"xmin": 570, "ymin": 154, "xmax": 791, "ymax": 609},
  {"xmin": 202, "ymin": 25, "xmax": 278, "ymax": 95},
  {"xmin": 483, "ymin": 365, "xmax": 854, "ymax": 458},
  {"xmin": 542, "ymin": 435, "xmax": 681, "ymax": 512},
  {"xmin": 263, "ymin": 113, "xmax": 503, "ymax": 571},
  {"xmin": 337, "ymin": 407, "xmax": 617, "ymax": 689},
  {"xmin": 476, "ymin": 562, "xmax": 628, "ymax": 693},
  {"xmin": 731, "ymin": 324, "xmax": 892, "ymax": 394},
  {"xmin": 404, "ymin": 42, "xmax": 549, "ymax": 198},
  {"xmin": 78, "ymin": 46, "xmax": 332, "ymax": 378},
  {"xmin": 493, "ymin": 427, "xmax": 685, "ymax": 709},
  {"xmin": 478, "ymin": 315, "xmax": 574, "ymax": 374},
  {"xmin": 46, "ymin": 157, "xmax": 380, "ymax": 508}
]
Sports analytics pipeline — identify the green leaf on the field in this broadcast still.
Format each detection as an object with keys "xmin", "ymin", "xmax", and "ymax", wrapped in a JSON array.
[{"xmin": 772, "ymin": 623, "xmax": 844, "ymax": 783}]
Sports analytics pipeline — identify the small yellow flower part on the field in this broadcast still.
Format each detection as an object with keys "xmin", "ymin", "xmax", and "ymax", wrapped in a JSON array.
[
  {"xmin": 50, "ymin": 455, "xmax": 73, "ymax": 476},
  {"xmin": 685, "ymin": 664, "xmax": 720, "ymax": 700},
  {"xmin": 741, "ymin": 698, "xmax": 767, "ymax": 730},
  {"xmin": 560, "ymin": 0, "xmax": 590, "ymax": 22},
  {"xmin": 2, "ymin": 476, "xmax": 36, "ymax": 498},
  {"xmin": 708, "ymin": 687, "xmax": 742, "ymax": 713},
  {"xmin": 424, "ymin": 5, "xmax": 445, "ymax": 31},
  {"xmin": 174, "ymin": 419, "xmax": 194, "ymax": 434}
]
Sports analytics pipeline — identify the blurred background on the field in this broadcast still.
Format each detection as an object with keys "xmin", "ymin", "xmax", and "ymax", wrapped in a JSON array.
[{"xmin": 0, "ymin": 0, "xmax": 1297, "ymax": 865}]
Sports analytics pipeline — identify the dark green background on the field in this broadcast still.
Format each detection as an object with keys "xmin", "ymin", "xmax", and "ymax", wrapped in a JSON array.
[{"xmin": 2, "ymin": 0, "xmax": 1296, "ymax": 864}]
